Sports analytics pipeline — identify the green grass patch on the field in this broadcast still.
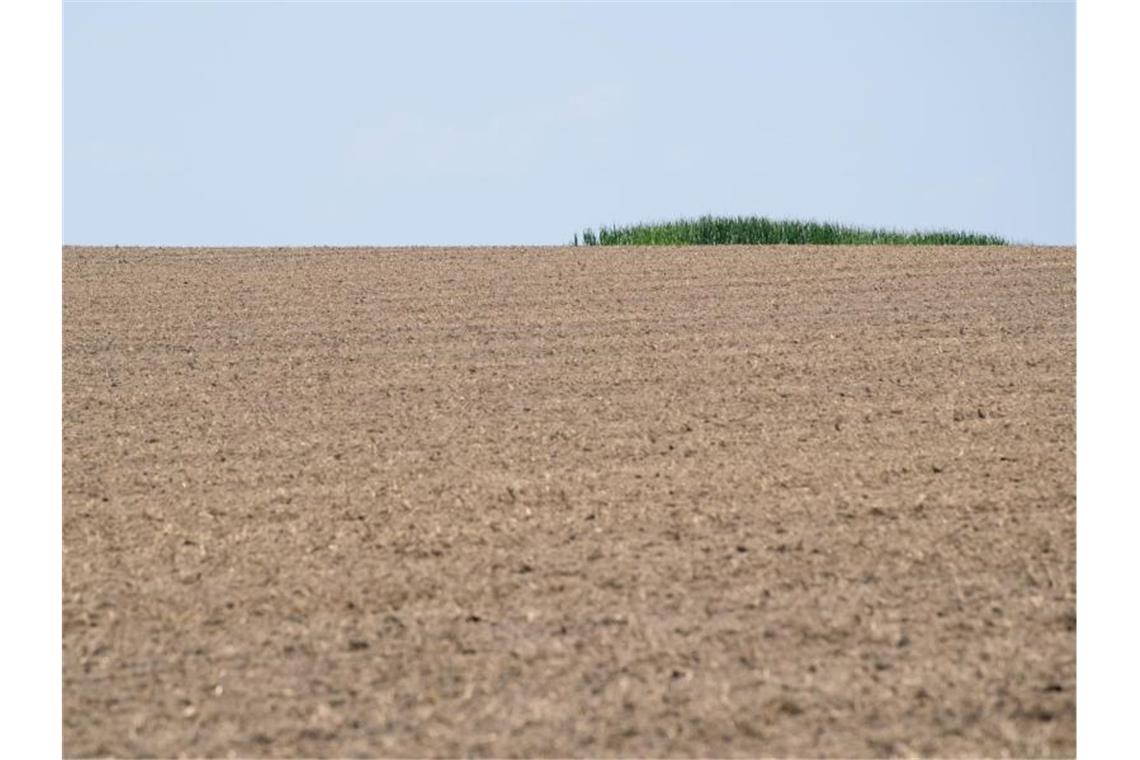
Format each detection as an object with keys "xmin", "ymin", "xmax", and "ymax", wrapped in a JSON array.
[{"xmin": 574, "ymin": 215, "xmax": 1007, "ymax": 246}]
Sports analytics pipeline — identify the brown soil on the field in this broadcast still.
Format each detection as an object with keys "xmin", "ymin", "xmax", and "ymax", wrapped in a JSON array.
[{"xmin": 63, "ymin": 245, "xmax": 1075, "ymax": 758}]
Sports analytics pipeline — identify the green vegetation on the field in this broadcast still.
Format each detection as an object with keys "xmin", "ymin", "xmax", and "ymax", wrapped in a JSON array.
[{"xmin": 578, "ymin": 215, "xmax": 1007, "ymax": 246}]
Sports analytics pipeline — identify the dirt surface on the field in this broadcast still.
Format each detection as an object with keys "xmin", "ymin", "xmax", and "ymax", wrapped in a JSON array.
[{"xmin": 63, "ymin": 245, "xmax": 1075, "ymax": 758}]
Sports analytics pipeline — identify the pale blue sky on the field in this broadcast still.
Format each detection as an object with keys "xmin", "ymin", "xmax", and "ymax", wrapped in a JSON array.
[{"xmin": 64, "ymin": 1, "xmax": 1075, "ymax": 246}]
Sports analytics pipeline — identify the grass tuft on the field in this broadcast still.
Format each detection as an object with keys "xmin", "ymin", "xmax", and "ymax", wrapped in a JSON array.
[{"xmin": 577, "ymin": 215, "xmax": 1007, "ymax": 246}]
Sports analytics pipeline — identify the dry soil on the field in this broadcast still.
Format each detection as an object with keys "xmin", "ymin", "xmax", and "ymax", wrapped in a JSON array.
[{"xmin": 63, "ymin": 245, "xmax": 1075, "ymax": 758}]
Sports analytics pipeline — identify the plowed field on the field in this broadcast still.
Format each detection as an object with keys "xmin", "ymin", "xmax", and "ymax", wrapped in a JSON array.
[{"xmin": 63, "ymin": 245, "xmax": 1075, "ymax": 758}]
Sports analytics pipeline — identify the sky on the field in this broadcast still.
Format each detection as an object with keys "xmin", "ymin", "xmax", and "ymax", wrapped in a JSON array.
[{"xmin": 64, "ymin": 1, "xmax": 1075, "ymax": 246}]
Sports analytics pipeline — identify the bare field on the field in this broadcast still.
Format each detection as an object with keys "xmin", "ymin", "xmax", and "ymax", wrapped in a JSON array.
[{"xmin": 63, "ymin": 245, "xmax": 1075, "ymax": 758}]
